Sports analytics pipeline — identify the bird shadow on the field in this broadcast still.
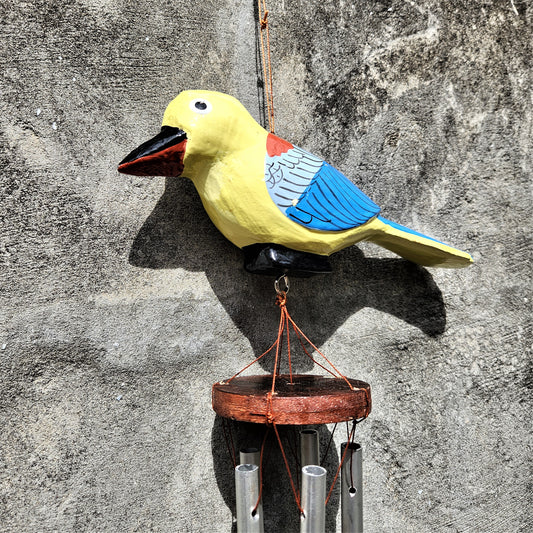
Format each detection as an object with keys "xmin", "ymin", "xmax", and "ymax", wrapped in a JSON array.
[
  {"xmin": 129, "ymin": 178, "xmax": 446, "ymax": 360},
  {"xmin": 128, "ymin": 177, "xmax": 446, "ymax": 530}
]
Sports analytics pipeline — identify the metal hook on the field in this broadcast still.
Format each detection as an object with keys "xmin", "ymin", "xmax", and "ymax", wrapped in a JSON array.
[{"xmin": 274, "ymin": 274, "xmax": 289, "ymax": 295}]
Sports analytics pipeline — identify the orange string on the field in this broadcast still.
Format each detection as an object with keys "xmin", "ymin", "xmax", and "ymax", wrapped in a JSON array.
[
  {"xmin": 225, "ymin": 338, "xmax": 278, "ymax": 383},
  {"xmin": 292, "ymin": 324, "xmax": 338, "ymax": 377},
  {"xmin": 273, "ymin": 422, "xmax": 304, "ymax": 514},
  {"xmin": 287, "ymin": 426, "xmax": 302, "ymax": 497},
  {"xmin": 285, "ymin": 313, "xmax": 354, "ymax": 389},
  {"xmin": 285, "ymin": 307, "xmax": 293, "ymax": 383},
  {"xmin": 252, "ymin": 427, "xmax": 270, "ymax": 514},
  {"xmin": 227, "ymin": 289, "xmax": 355, "ymax": 395},
  {"xmin": 258, "ymin": 0, "xmax": 275, "ymax": 132}
]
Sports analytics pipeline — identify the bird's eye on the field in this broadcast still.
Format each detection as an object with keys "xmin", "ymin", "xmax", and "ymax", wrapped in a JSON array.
[{"xmin": 190, "ymin": 98, "xmax": 212, "ymax": 114}]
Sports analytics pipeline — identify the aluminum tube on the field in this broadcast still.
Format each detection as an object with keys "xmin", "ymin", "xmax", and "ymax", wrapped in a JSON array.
[
  {"xmin": 239, "ymin": 448, "xmax": 262, "ymax": 510},
  {"xmin": 300, "ymin": 465, "xmax": 327, "ymax": 533},
  {"xmin": 341, "ymin": 442, "xmax": 363, "ymax": 533},
  {"xmin": 240, "ymin": 447, "xmax": 260, "ymax": 467},
  {"xmin": 235, "ymin": 464, "xmax": 264, "ymax": 533},
  {"xmin": 300, "ymin": 429, "xmax": 320, "ymax": 467}
]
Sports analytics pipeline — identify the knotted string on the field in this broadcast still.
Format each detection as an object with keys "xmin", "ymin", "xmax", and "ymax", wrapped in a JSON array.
[{"xmin": 258, "ymin": 0, "xmax": 275, "ymax": 132}]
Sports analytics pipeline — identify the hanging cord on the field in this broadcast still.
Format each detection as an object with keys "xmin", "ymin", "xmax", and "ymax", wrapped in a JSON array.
[
  {"xmin": 226, "ymin": 273, "xmax": 357, "ymax": 393},
  {"xmin": 286, "ymin": 313, "xmax": 354, "ymax": 389},
  {"xmin": 258, "ymin": 0, "xmax": 275, "ymax": 132},
  {"xmin": 252, "ymin": 427, "xmax": 271, "ymax": 515},
  {"xmin": 288, "ymin": 425, "xmax": 302, "ymax": 496},
  {"xmin": 273, "ymin": 422, "xmax": 304, "ymax": 514},
  {"xmin": 225, "ymin": 275, "xmax": 288, "ymax": 385},
  {"xmin": 320, "ymin": 423, "xmax": 338, "ymax": 467},
  {"xmin": 325, "ymin": 420, "xmax": 357, "ymax": 505},
  {"xmin": 324, "ymin": 418, "xmax": 367, "ymax": 506},
  {"xmin": 221, "ymin": 418, "xmax": 237, "ymax": 468}
]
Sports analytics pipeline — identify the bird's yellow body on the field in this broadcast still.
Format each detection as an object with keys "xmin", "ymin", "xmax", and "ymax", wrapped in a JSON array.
[{"xmin": 120, "ymin": 90, "xmax": 473, "ymax": 269}]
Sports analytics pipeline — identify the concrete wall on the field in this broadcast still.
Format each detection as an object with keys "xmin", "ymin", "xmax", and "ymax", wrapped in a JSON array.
[{"xmin": 1, "ymin": 1, "xmax": 531, "ymax": 531}]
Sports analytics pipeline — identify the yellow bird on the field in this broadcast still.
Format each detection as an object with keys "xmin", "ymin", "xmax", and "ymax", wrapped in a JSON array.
[{"xmin": 118, "ymin": 90, "xmax": 473, "ymax": 275}]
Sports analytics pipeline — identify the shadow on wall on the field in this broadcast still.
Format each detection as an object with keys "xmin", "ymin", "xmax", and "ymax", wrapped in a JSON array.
[
  {"xmin": 128, "ymin": 178, "xmax": 446, "ymax": 530},
  {"xmin": 129, "ymin": 178, "xmax": 446, "ymax": 360}
]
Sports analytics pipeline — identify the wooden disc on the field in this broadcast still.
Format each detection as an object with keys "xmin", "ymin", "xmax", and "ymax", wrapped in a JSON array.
[{"xmin": 212, "ymin": 374, "xmax": 371, "ymax": 425}]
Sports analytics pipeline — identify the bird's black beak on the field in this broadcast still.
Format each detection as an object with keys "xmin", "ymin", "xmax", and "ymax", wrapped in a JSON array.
[{"xmin": 118, "ymin": 126, "xmax": 187, "ymax": 177}]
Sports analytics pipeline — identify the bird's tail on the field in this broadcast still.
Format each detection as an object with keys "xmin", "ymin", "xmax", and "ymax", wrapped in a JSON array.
[{"xmin": 364, "ymin": 216, "xmax": 473, "ymax": 268}]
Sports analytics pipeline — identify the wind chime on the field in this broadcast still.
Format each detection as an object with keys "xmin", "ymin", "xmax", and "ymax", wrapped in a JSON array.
[
  {"xmin": 212, "ymin": 272, "xmax": 371, "ymax": 532},
  {"xmin": 118, "ymin": 1, "xmax": 473, "ymax": 530}
]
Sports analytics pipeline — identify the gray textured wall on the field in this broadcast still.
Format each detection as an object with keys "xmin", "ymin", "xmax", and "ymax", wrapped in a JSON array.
[{"xmin": 1, "ymin": 1, "xmax": 531, "ymax": 531}]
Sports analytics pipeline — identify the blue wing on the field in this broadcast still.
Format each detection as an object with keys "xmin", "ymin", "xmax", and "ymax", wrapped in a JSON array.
[{"xmin": 265, "ymin": 146, "xmax": 380, "ymax": 231}]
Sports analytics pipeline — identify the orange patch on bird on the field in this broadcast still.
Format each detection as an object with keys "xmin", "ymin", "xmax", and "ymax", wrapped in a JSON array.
[{"xmin": 267, "ymin": 133, "xmax": 294, "ymax": 157}]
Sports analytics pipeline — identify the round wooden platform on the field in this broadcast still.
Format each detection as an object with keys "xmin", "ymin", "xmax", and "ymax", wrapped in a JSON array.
[{"xmin": 212, "ymin": 374, "xmax": 371, "ymax": 425}]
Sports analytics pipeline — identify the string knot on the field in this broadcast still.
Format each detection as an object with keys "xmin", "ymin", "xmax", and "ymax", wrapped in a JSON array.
[
  {"xmin": 266, "ymin": 391, "xmax": 275, "ymax": 424},
  {"xmin": 260, "ymin": 10, "xmax": 269, "ymax": 28},
  {"xmin": 275, "ymin": 292, "xmax": 287, "ymax": 308}
]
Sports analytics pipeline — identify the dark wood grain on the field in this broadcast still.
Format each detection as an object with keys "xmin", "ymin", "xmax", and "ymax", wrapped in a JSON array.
[{"xmin": 212, "ymin": 374, "xmax": 371, "ymax": 425}]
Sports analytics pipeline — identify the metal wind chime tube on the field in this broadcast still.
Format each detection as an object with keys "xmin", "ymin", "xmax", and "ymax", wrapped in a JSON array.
[
  {"xmin": 341, "ymin": 442, "xmax": 363, "ymax": 533},
  {"xmin": 300, "ymin": 429, "xmax": 320, "ymax": 467},
  {"xmin": 239, "ymin": 448, "xmax": 262, "ymax": 511},
  {"xmin": 240, "ymin": 447, "xmax": 260, "ymax": 466},
  {"xmin": 235, "ymin": 464, "xmax": 264, "ymax": 533},
  {"xmin": 300, "ymin": 465, "xmax": 327, "ymax": 533}
]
